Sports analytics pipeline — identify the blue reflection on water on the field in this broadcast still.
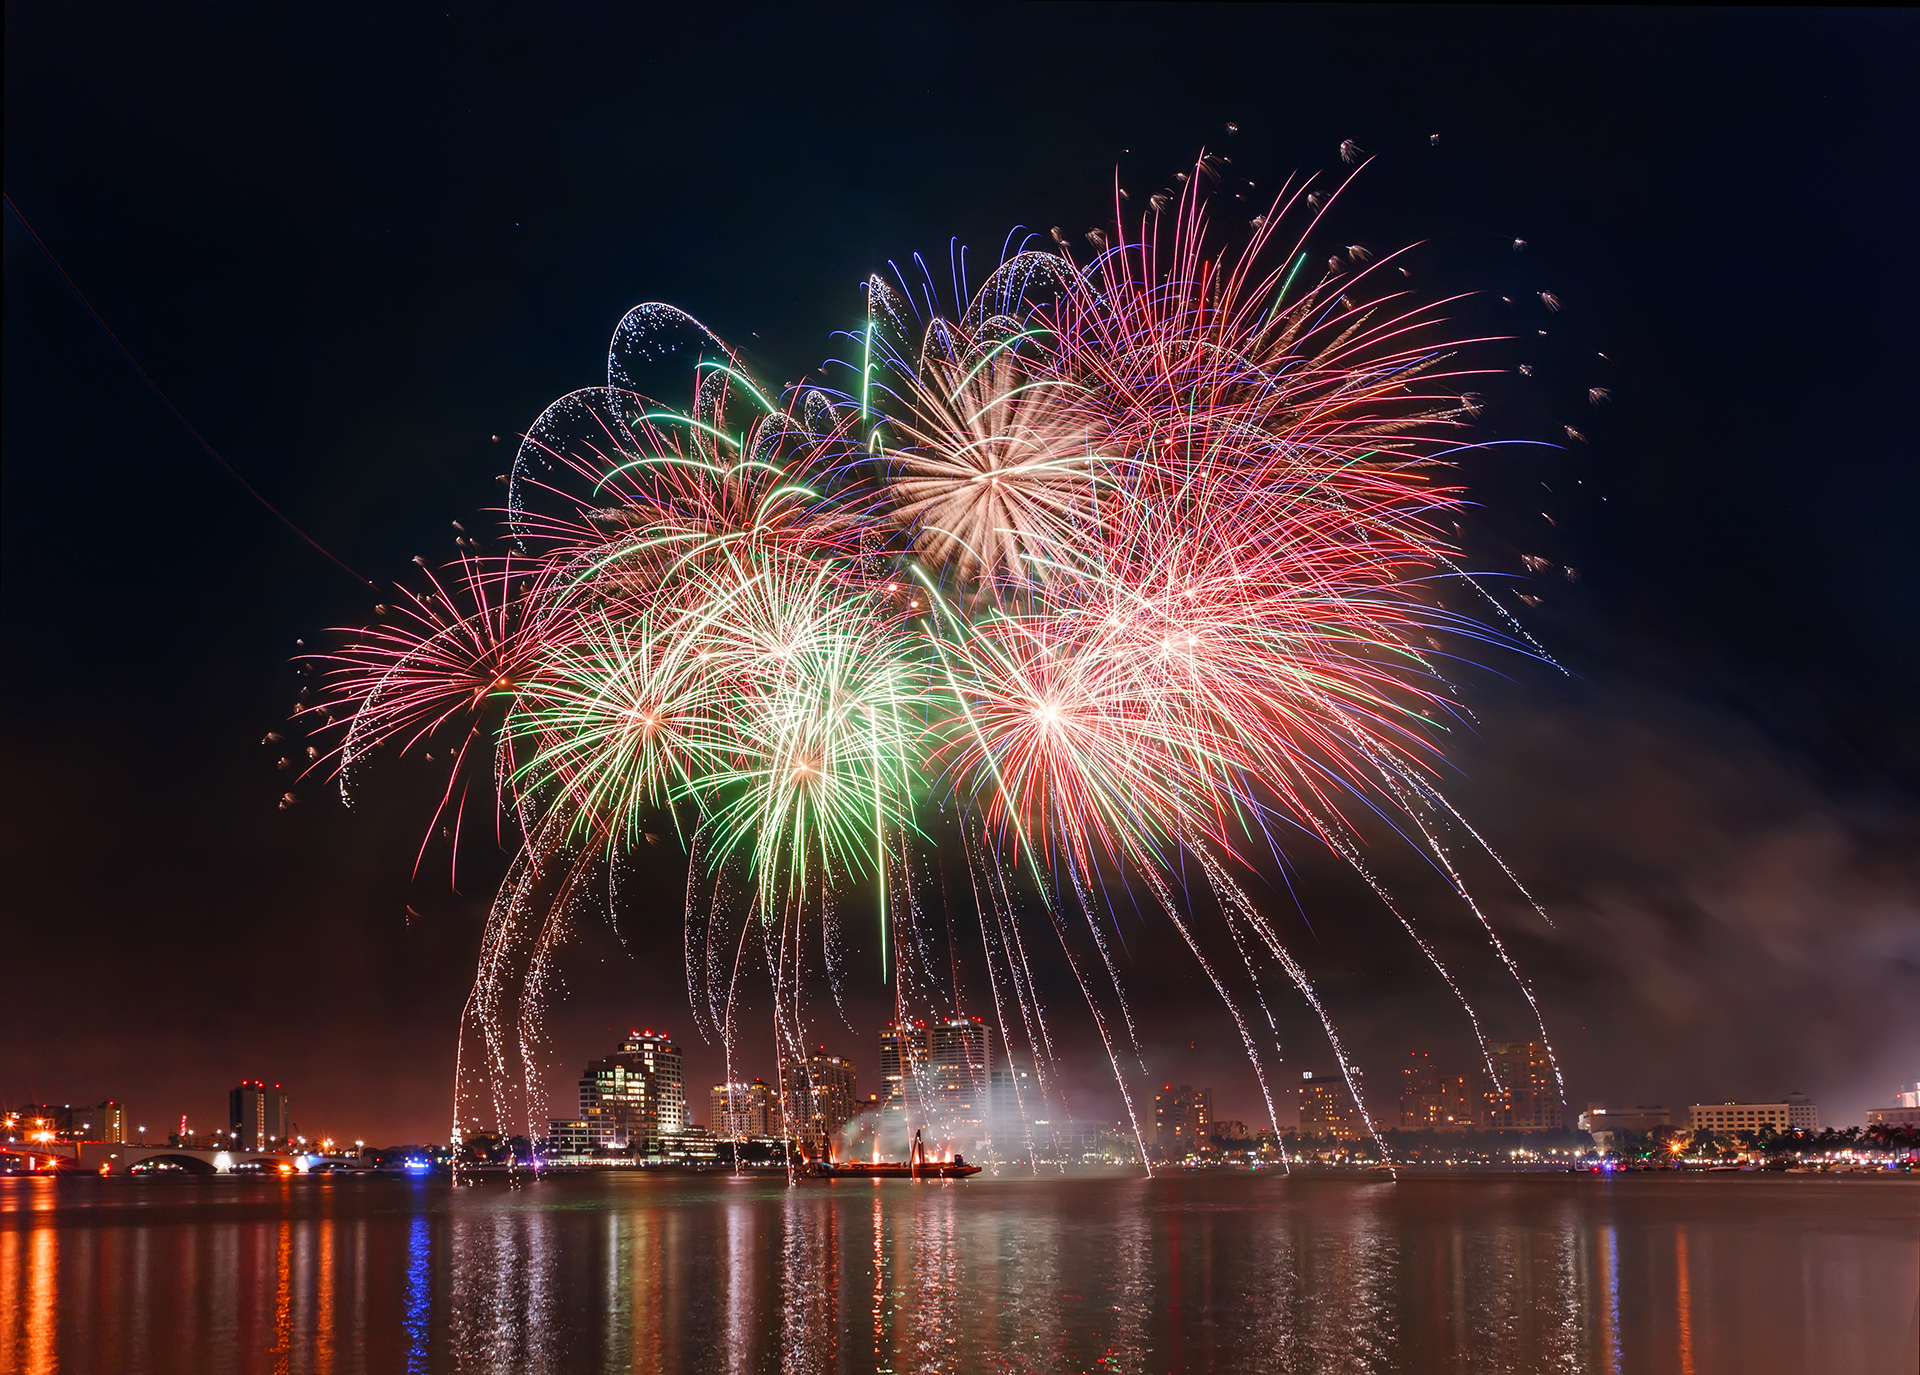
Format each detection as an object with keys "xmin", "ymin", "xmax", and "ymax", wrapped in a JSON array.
[{"xmin": 405, "ymin": 1210, "xmax": 430, "ymax": 1373}]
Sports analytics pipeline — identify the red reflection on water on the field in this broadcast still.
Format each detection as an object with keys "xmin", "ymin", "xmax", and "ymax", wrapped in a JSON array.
[{"xmin": 1677, "ymin": 1228, "xmax": 1695, "ymax": 1375}]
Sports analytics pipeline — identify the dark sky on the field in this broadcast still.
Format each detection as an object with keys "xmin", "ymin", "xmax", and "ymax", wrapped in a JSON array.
[{"xmin": 5, "ymin": 5, "xmax": 1916, "ymax": 1144}]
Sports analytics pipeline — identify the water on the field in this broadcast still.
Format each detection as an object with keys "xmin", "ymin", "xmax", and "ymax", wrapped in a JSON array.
[{"xmin": 2, "ymin": 1170, "xmax": 1914, "ymax": 1373}]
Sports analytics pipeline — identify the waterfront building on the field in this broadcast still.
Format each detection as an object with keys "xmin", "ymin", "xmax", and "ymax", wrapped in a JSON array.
[
  {"xmin": 1298, "ymin": 1071, "xmax": 1365, "ymax": 1140},
  {"xmin": 1688, "ymin": 1096, "xmax": 1819, "ymax": 1134},
  {"xmin": 1155, "ymin": 1084, "xmax": 1212, "ymax": 1154},
  {"xmin": 1049, "ymin": 1120, "xmax": 1105, "ymax": 1163},
  {"xmin": 1866, "ymin": 1083, "xmax": 1920, "ymax": 1128},
  {"xmin": 8, "ymin": 1101, "xmax": 125, "ymax": 1144},
  {"xmin": 872, "ymin": 1017, "xmax": 997, "ymax": 1147},
  {"xmin": 1577, "ymin": 1105, "xmax": 1672, "ymax": 1133},
  {"xmin": 1399, "ymin": 1055, "xmax": 1498, "ymax": 1131},
  {"xmin": 926, "ymin": 1017, "xmax": 992, "ymax": 1139},
  {"xmin": 96, "ymin": 1101, "xmax": 125, "ymax": 1143},
  {"xmin": 712, "ymin": 1078, "xmax": 781, "ymax": 1139},
  {"xmin": 579, "ymin": 1029, "xmax": 686, "ymax": 1150},
  {"xmin": 1486, "ymin": 1042, "xmax": 1564, "ymax": 1131},
  {"xmin": 1210, "ymin": 1120, "xmax": 1250, "ymax": 1145},
  {"xmin": 230, "ymin": 1081, "xmax": 290, "ymax": 1150},
  {"xmin": 544, "ymin": 1119, "xmax": 592, "ymax": 1157},
  {"xmin": 1401, "ymin": 1053, "xmax": 1443, "ymax": 1130},
  {"xmin": 781, "ymin": 1048, "xmax": 858, "ymax": 1153},
  {"xmin": 711, "ymin": 1083, "xmax": 747, "ymax": 1138},
  {"xmin": 879, "ymin": 1020, "xmax": 926, "ymax": 1131},
  {"xmin": 655, "ymin": 1126, "xmax": 721, "ymax": 1162},
  {"xmin": 988, "ymin": 1063, "xmax": 1042, "ymax": 1144},
  {"xmin": 8, "ymin": 1105, "xmax": 66, "ymax": 1143},
  {"xmin": 1578, "ymin": 1105, "xmax": 1672, "ymax": 1152},
  {"xmin": 1438, "ymin": 1072, "xmax": 1494, "ymax": 1131},
  {"xmin": 776, "ymin": 1047, "xmax": 858, "ymax": 1150}
]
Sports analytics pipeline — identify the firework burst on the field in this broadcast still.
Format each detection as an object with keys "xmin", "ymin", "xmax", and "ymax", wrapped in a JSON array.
[{"xmin": 309, "ymin": 152, "xmax": 1567, "ymax": 1170}]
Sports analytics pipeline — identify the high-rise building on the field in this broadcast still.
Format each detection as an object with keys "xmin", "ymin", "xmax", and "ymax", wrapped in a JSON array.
[
  {"xmin": 712, "ymin": 1078, "xmax": 782, "ymax": 1139},
  {"xmin": 579, "ymin": 1028, "xmax": 685, "ymax": 1150},
  {"xmin": 989, "ymin": 1063, "xmax": 1038, "ymax": 1136},
  {"xmin": 925, "ymin": 1017, "xmax": 992, "ymax": 1138},
  {"xmin": 65, "ymin": 1100, "xmax": 126, "ymax": 1143},
  {"xmin": 1485, "ymin": 1042, "xmax": 1563, "ymax": 1131},
  {"xmin": 879, "ymin": 1020, "xmax": 926, "ymax": 1130},
  {"xmin": 778, "ymin": 1047, "xmax": 859, "ymax": 1154},
  {"xmin": 1298, "ymin": 1071, "xmax": 1365, "ymax": 1140},
  {"xmin": 1402, "ymin": 1056, "xmax": 1498, "ymax": 1131},
  {"xmin": 1437, "ymin": 1072, "xmax": 1495, "ymax": 1131},
  {"xmin": 1401, "ymin": 1053, "xmax": 1443, "ymax": 1130},
  {"xmin": 1154, "ymin": 1084, "xmax": 1211, "ymax": 1155},
  {"xmin": 625, "ymin": 1029, "xmax": 686, "ymax": 1135},
  {"xmin": 712, "ymin": 1083, "xmax": 748, "ymax": 1138},
  {"xmin": 875, "ymin": 1017, "xmax": 995, "ymax": 1146},
  {"xmin": 230, "ymin": 1082, "xmax": 290, "ymax": 1150}
]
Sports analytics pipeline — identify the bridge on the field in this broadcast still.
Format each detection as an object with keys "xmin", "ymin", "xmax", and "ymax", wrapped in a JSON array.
[{"xmin": 2, "ymin": 1139, "xmax": 322, "ymax": 1175}]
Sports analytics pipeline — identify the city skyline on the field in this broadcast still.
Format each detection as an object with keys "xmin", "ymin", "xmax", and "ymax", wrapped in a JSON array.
[{"xmin": 23, "ymin": 1040, "xmax": 1908, "ymax": 1161}]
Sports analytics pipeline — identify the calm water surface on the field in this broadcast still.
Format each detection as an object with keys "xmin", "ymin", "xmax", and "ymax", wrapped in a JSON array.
[{"xmin": 2, "ymin": 1170, "xmax": 1914, "ymax": 1374}]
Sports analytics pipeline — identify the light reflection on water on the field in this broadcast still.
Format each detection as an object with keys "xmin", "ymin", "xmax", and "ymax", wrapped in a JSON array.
[{"xmin": 1, "ymin": 1171, "xmax": 1914, "ymax": 1373}]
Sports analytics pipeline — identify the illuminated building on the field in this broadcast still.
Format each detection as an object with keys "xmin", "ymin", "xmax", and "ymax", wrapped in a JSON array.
[
  {"xmin": 229, "ymin": 1081, "xmax": 290, "ymax": 1150},
  {"xmin": 876, "ymin": 1017, "xmax": 993, "ymax": 1145},
  {"xmin": 579, "ymin": 1029, "xmax": 685, "ymax": 1150},
  {"xmin": 1400, "ymin": 1053, "xmax": 1443, "ymax": 1130},
  {"xmin": 8, "ymin": 1101, "xmax": 125, "ymax": 1144},
  {"xmin": 1439, "ymin": 1072, "xmax": 1497, "ymax": 1131},
  {"xmin": 10, "ymin": 1105, "xmax": 67, "ymax": 1143},
  {"xmin": 1578, "ymin": 1105, "xmax": 1672, "ymax": 1152},
  {"xmin": 1577, "ymin": 1105, "xmax": 1672, "ymax": 1133},
  {"xmin": 989, "ymin": 1063, "xmax": 1036, "ymax": 1142},
  {"xmin": 1866, "ymin": 1082, "xmax": 1920, "ymax": 1128},
  {"xmin": 779, "ymin": 1047, "xmax": 858, "ymax": 1154},
  {"xmin": 1399, "ymin": 1054, "xmax": 1502, "ymax": 1131},
  {"xmin": 1485, "ymin": 1042, "xmax": 1564, "ymax": 1131},
  {"xmin": 879, "ymin": 1021, "xmax": 926, "ymax": 1130},
  {"xmin": 1297, "ymin": 1071, "xmax": 1364, "ymax": 1140},
  {"xmin": 544, "ymin": 1118, "xmax": 592, "ymax": 1157},
  {"xmin": 925, "ymin": 1017, "xmax": 992, "ymax": 1139},
  {"xmin": 711, "ymin": 1078, "xmax": 781, "ymax": 1139},
  {"xmin": 85, "ymin": 1101, "xmax": 126, "ymax": 1144},
  {"xmin": 1155, "ymin": 1084, "xmax": 1211, "ymax": 1154},
  {"xmin": 1690, "ymin": 1095, "xmax": 1818, "ymax": 1134}
]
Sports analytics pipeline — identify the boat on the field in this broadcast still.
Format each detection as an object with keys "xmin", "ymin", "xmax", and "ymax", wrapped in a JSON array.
[
  {"xmin": 815, "ymin": 1130, "xmax": 981, "ymax": 1180},
  {"xmin": 823, "ymin": 1159, "xmax": 981, "ymax": 1179}
]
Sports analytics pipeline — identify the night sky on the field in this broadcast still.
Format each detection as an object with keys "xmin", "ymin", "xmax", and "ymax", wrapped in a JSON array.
[{"xmin": 5, "ymin": 6, "xmax": 1916, "ymax": 1145}]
